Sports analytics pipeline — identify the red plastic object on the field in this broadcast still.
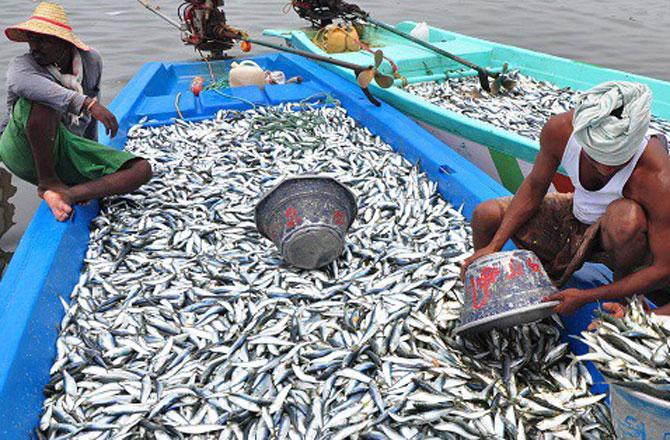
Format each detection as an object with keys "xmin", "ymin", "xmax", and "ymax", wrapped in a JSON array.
[{"xmin": 191, "ymin": 76, "xmax": 204, "ymax": 96}]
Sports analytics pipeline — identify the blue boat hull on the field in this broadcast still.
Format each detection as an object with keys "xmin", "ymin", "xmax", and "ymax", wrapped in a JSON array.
[{"xmin": 0, "ymin": 53, "xmax": 611, "ymax": 437}]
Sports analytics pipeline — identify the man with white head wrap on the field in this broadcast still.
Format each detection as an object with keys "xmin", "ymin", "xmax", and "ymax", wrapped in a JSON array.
[
  {"xmin": 463, "ymin": 81, "xmax": 670, "ymax": 316},
  {"xmin": 572, "ymin": 82, "xmax": 652, "ymax": 167}
]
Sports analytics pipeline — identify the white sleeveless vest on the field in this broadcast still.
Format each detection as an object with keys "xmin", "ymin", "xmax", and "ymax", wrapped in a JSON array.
[{"xmin": 560, "ymin": 130, "xmax": 668, "ymax": 225}]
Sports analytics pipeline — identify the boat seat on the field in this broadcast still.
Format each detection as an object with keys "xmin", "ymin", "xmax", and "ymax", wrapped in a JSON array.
[
  {"xmin": 135, "ymin": 94, "xmax": 196, "ymax": 121},
  {"xmin": 326, "ymin": 39, "xmax": 494, "ymax": 78},
  {"xmin": 379, "ymin": 40, "xmax": 494, "ymax": 76},
  {"xmin": 264, "ymin": 82, "xmax": 326, "ymax": 105}
]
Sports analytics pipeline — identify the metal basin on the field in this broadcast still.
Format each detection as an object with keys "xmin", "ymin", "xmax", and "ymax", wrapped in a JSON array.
[
  {"xmin": 255, "ymin": 175, "xmax": 357, "ymax": 269},
  {"xmin": 455, "ymin": 250, "xmax": 559, "ymax": 336}
]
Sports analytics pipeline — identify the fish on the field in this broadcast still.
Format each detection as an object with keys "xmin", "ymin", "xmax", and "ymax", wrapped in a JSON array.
[
  {"xmin": 37, "ymin": 99, "xmax": 614, "ymax": 439},
  {"xmin": 406, "ymin": 72, "xmax": 670, "ymax": 142},
  {"xmin": 578, "ymin": 296, "xmax": 670, "ymax": 400}
]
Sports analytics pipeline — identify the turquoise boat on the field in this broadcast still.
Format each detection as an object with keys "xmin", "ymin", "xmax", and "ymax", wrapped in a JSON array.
[
  {"xmin": 0, "ymin": 53, "xmax": 614, "ymax": 437},
  {"xmin": 265, "ymin": 22, "xmax": 670, "ymax": 193}
]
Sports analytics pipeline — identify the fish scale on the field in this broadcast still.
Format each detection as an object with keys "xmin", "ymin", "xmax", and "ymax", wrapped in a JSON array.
[{"xmin": 38, "ymin": 100, "xmax": 612, "ymax": 439}]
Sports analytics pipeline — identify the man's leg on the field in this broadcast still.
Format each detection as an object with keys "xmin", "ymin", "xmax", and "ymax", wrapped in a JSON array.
[
  {"xmin": 471, "ymin": 199, "xmax": 506, "ymax": 249},
  {"xmin": 471, "ymin": 193, "xmax": 592, "ymax": 283},
  {"xmin": 24, "ymin": 101, "xmax": 152, "ymax": 221},
  {"xmin": 599, "ymin": 198, "xmax": 650, "ymax": 280},
  {"xmin": 598, "ymin": 199, "xmax": 670, "ymax": 306},
  {"xmin": 25, "ymin": 102, "xmax": 60, "ymax": 188},
  {"xmin": 25, "ymin": 102, "xmax": 74, "ymax": 220},
  {"xmin": 43, "ymin": 158, "xmax": 152, "ymax": 220}
]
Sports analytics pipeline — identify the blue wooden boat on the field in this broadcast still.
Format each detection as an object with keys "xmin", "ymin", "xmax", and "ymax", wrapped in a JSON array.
[
  {"xmin": 0, "ymin": 53, "xmax": 613, "ymax": 437},
  {"xmin": 265, "ymin": 22, "xmax": 670, "ymax": 194}
]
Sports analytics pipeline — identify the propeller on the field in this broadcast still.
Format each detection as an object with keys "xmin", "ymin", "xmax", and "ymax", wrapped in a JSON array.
[
  {"xmin": 491, "ymin": 63, "xmax": 518, "ymax": 95},
  {"xmin": 356, "ymin": 50, "xmax": 394, "ymax": 89}
]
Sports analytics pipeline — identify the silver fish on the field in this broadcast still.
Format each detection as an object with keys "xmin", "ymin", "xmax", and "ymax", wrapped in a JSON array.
[{"xmin": 37, "ymin": 100, "xmax": 613, "ymax": 439}]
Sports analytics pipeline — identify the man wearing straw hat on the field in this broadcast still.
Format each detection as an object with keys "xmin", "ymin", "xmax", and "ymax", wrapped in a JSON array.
[
  {"xmin": 0, "ymin": 2, "xmax": 152, "ymax": 222},
  {"xmin": 462, "ymin": 81, "xmax": 670, "ymax": 316}
]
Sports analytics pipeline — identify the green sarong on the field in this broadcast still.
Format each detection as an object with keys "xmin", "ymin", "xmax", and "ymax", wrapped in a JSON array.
[{"xmin": 0, "ymin": 98, "xmax": 137, "ymax": 186}]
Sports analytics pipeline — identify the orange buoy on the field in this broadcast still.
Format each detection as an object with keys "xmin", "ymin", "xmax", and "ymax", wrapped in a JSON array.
[
  {"xmin": 191, "ymin": 76, "xmax": 204, "ymax": 97},
  {"xmin": 240, "ymin": 41, "xmax": 252, "ymax": 53}
]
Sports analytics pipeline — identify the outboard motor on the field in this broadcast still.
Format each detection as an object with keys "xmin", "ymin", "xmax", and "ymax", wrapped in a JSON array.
[
  {"xmin": 291, "ymin": 0, "xmax": 364, "ymax": 27},
  {"xmin": 179, "ymin": 0, "xmax": 233, "ymax": 58}
]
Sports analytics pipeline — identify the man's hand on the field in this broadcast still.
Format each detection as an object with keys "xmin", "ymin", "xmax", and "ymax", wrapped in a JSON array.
[
  {"xmin": 544, "ymin": 288, "xmax": 589, "ymax": 315},
  {"xmin": 587, "ymin": 302, "xmax": 627, "ymax": 330},
  {"xmin": 43, "ymin": 187, "xmax": 74, "ymax": 222},
  {"xmin": 460, "ymin": 245, "xmax": 497, "ymax": 281},
  {"xmin": 37, "ymin": 178, "xmax": 66, "ymax": 199},
  {"xmin": 88, "ymin": 100, "xmax": 118, "ymax": 138}
]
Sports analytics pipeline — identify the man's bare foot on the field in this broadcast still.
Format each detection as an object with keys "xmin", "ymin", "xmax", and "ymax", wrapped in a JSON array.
[{"xmin": 43, "ymin": 189, "xmax": 74, "ymax": 222}]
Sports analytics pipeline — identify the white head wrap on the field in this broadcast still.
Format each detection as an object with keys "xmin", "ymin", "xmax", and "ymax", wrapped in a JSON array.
[{"xmin": 572, "ymin": 81, "xmax": 652, "ymax": 166}]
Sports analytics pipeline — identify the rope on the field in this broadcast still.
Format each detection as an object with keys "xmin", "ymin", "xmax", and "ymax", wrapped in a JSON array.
[
  {"xmin": 196, "ymin": 57, "xmax": 229, "ymax": 92},
  {"xmin": 282, "ymin": 2, "xmax": 294, "ymax": 14},
  {"xmin": 204, "ymin": 78, "xmax": 230, "ymax": 91},
  {"xmin": 213, "ymin": 90, "xmax": 258, "ymax": 109},
  {"xmin": 249, "ymin": 99, "xmax": 333, "ymax": 150},
  {"xmin": 174, "ymin": 92, "xmax": 184, "ymax": 120},
  {"xmin": 205, "ymin": 58, "xmax": 216, "ymax": 84},
  {"xmin": 298, "ymin": 92, "xmax": 339, "ymax": 109}
]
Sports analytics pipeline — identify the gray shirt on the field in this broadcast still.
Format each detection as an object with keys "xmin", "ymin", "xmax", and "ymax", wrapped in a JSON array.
[{"xmin": 0, "ymin": 48, "xmax": 102, "ymax": 141}]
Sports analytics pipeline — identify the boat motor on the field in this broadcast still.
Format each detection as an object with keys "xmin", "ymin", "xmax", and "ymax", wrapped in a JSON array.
[
  {"xmin": 178, "ymin": 0, "xmax": 234, "ymax": 58},
  {"xmin": 291, "ymin": 0, "xmax": 364, "ymax": 27}
]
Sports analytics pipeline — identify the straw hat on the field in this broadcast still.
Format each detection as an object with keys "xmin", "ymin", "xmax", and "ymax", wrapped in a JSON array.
[{"xmin": 5, "ymin": 2, "xmax": 89, "ymax": 51}]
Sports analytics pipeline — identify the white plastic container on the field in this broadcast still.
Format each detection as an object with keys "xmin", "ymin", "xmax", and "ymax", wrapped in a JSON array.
[
  {"xmin": 229, "ymin": 60, "xmax": 266, "ymax": 88},
  {"xmin": 410, "ymin": 22, "xmax": 430, "ymax": 41},
  {"xmin": 609, "ymin": 383, "xmax": 670, "ymax": 439}
]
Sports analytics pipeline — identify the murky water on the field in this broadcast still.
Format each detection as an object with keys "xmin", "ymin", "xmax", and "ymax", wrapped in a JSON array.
[{"xmin": 0, "ymin": 0, "xmax": 668, "ymax": 254}]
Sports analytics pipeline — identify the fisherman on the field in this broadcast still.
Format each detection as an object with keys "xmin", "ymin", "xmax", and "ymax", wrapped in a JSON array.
[
  {"xmin": 462, "ymin": 81, "xmax": 670, "ymax": 316},
  {"xmin": 0, "ymin": 2, "xmax": 152, "ymax": 222}
]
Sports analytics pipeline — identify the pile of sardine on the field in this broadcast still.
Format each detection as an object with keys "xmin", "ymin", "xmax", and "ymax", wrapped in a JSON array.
[
  {"xmin": 38, "ymin": 101, "xmax": 613, "ymax": 439},
  {"xmin": 406, "ymin": 72, "xmax": 670, "ymax": 140},
  {"xmin": 578, "ymin": 297, "xmax": 670, "ymax": 397}
]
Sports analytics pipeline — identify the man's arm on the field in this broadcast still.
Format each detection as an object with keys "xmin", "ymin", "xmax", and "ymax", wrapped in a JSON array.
[
  {"xmin": 460, "ymin": 112, "xmax": 569, "ymax": 276},
  {"xmin": 82, "ymin": 49, "xmax": 102, "ymax": 140},
  {"xmin": 550, "ymin": 150, "xmax": 670, "ymax": 315},
  {"xmin": 7, "ymin": 56, "xmax": 87, "ymax": 115},
  {"xmin": 476, "ymin": 113, "xmax": 569, "ymax": 244},
  {"xmin": 9, "ymin": 54, "xmax": 118, "ymax": 138},
  {"xmin": 86, "ymin": 51, "xmax": 117, "ymax": 138}
]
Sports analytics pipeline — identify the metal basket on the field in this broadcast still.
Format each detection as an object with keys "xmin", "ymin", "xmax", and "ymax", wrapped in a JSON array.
[
  {"xmin": 455, "ymin": 250, "xmax": 559, "ymax": 336},
  {"xmin": 254, "ymin": 175, "xmax": 357, "ymax": 269}
]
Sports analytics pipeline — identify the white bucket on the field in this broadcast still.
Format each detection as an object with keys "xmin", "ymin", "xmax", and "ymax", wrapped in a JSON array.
[
  {"xmin": 229, "ymin": 60, "xmax": 266, "ymax": 88},
  {"xmin": 610, "ymin": 383, "xmax": 670, "ymax": 439}
]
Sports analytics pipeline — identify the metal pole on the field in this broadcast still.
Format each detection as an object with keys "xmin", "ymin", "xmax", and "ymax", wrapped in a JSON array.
[
  {"xmin": 241, "ymin": 36, "xmax": 372, "ymax": 73},
  {"xmin": 136, "ymin": 0, "xmax": 185, "ymax": 31},
  {"xmin": 357, "ymin": 14, "xmax": 493, "ymax": 91}
]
